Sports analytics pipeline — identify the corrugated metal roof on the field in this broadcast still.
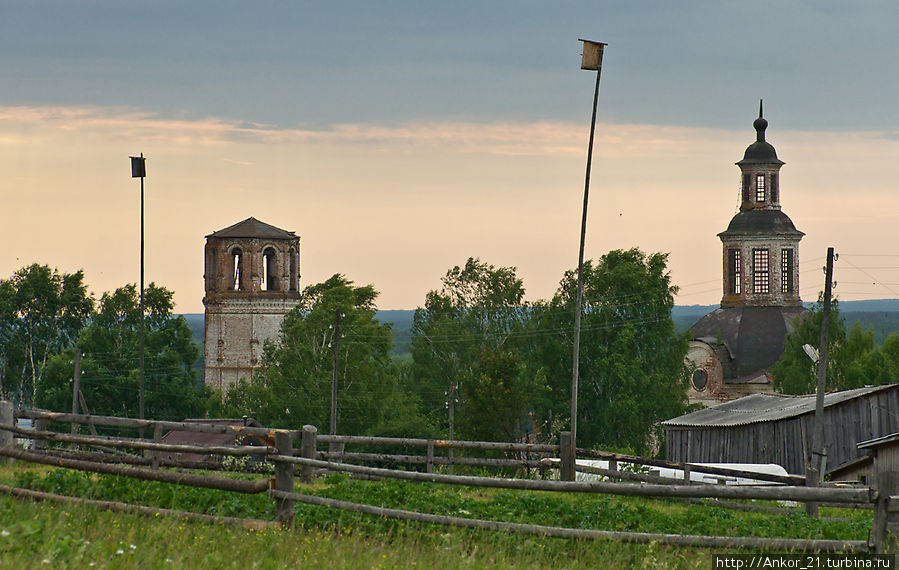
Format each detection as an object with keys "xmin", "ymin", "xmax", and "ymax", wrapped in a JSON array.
[{"xmin": 663, "ymin": 384, "xmax": 897, "ymax": 428}]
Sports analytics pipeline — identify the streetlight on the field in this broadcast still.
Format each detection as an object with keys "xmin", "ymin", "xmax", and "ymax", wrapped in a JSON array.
[
  {"xmin": 802, "ymin": 344, "xmax": 820, "ymax": 364},
  {"xmin": 130, "ymin": 154, "xmax": 147, "ymax": 423},
  {"xmin": 569, "ymin": 39, "xmax": 607, "ymax": 472}
]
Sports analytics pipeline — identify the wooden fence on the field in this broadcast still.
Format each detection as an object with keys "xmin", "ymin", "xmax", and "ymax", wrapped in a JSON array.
[{"xmin": 1, "ymin": 403, "xmax": 896, "ymax": 554}]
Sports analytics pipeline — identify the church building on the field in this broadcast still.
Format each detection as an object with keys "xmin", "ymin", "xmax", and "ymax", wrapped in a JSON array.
[
  {"xmin": 687, "ymin": 104, "xmax": 807, "ymax": 405},
  {"xmin": 202, "ymin": 217, "xmax": 301, "ymax": 391}
]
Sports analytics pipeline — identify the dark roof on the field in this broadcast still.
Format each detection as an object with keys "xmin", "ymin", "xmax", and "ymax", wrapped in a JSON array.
[
  {"xmin": 159, "ymin": 418, "xmax": 266, "ymax": 462},
  {"xmin": 663, "ymin": 384, "xmax": 897, "ymax": 428},
  {"xmin": 858, "ymin": 432, "xmax": 899, "ymax": 451},
  {"xmin": 690, "ymin": 306, "xmax": 807, "ymax": 377},
  {"xmin": 736, "ymin": 104, "xmax": 784, "ymax": 166},
  {"xmin": 206, "ymin": 217, "xmax": 297, "ymax": 240},
  {"xmin": 718, "ymin": 209, "xmax": 804, "ymax": 238},
  {"xmin": 738, "ymin": 139, "xmax": 784, "ymax": 166}
]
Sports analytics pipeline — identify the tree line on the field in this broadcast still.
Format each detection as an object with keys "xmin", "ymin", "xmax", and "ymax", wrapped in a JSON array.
[
  {"xmin": 212, "ymin": 249, "xmax": 691, "ymax": 454},
  {"xmin": 2, "ymin": 250, "xmax": 692, "ymax": 454},
  {"xmin": 6, "ymin": 254, "xmax": 899, "ymax": 455},
  {"xmin": 773, "ymin": 299, "xmax": 899, "ymax": 395},
  {"xmin": 0, "ymin": 264, "xmax": 202, "ymax": 421}
]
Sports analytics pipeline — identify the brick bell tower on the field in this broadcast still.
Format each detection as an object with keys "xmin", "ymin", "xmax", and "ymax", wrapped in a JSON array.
[
  {"xmin": 686, "ymin": 103, "xmax": 807, "ymax": 404},
  {"xmin": 719, "ymin": 100, "xmax": 804, "ymax": 309},
  {"xmin": 203, "ymin": 217, "xmax": 301, "ymax": 391}
]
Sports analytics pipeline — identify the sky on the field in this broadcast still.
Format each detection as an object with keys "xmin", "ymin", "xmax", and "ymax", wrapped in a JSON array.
[{"xmin": 3, "ymin": 1, "xmax": 898, "ymax": 313}]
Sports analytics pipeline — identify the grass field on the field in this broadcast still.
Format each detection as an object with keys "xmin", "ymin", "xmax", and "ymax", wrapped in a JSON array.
[{"xmin": 0, "ymin": 462, "xmax": 874, "ymax": 569}]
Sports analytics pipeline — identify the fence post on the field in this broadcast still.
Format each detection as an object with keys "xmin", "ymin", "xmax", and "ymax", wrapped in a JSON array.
[
  {"xmin": 871, "ymin": 444, "xmax": 899, "ymax": 554},
  {"xmin": 150, "ymin": 424, "xmax": 163, "ymax": 470},
  {"xmin": 426, "ymin": 439, "xmax": 435, "ymax": 474},
  {"xmin": 301, "ymin": 424, "xmax": 317, "ymax": 484},
  {"xmin": 683, "ymin": 464, "xmax": 691, "ymax": 485},
  {"xmin": 33, "ymin": 419, "xmax": 48, "ymax": 451},
  {"xmin": 0, "ymin": 401, "xmax": 13, "ymax": 463},
  {"xmin": 608, "ymin": 458, "xmax": 617, "ymax": 483},
  {"xmin": 560, "ymin": 431, "xmax": 575, "ymax": 482},
  {"xmin": 274, "ymin": 430, "xmax": 295, "ymax": 526}
]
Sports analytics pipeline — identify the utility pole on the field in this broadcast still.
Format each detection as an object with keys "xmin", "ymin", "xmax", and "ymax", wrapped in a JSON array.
[
  {"xmin": 448, "ymin": 379, "xmax": 455, "ymax": 474},
  {"xmin": 71, "ymin": 348, "xmax": 81, "ymax": 435},
  {"xmin": 330, "ymin": 308, "xmax": 340, "ymax": 436},
  {"xmin": 807, "ymin": 246, "xmax": 835, "ymax": 518}
]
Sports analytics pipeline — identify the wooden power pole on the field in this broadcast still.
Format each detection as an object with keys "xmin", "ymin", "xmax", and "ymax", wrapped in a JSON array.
[{"xmin": 807, "ymin": 246, "xmax": 835, "ymax": 517}]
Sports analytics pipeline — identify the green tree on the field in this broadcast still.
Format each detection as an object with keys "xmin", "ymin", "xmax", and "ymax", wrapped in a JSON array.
[
  {"xmin": 858, "ymin": 333, "xmax": 899, "ymax": 385},
  {"xmin": 773, "ymin": 299, "xmax": 895, "ymax": 394},
  {"xmin": 213, "ymin": 274, "xmax": 431, "ymax": 436},
  {"xmin": 0, "ymin": 264, "xmax": 93, "ymax": 408},
  {"xmin": 410, "ymin": 257, "xmax": 547, "ymax": 442},
  {"xmin": 38, "ymin": 283, "xmax": 204, "ymax": 421},
  {"xmin": 527, "ymin": 249, "xmax": 689, "ymax": 454},
  {"xmin": 459, "ymin": 349, "xmax": 549, "ymax": 442}
]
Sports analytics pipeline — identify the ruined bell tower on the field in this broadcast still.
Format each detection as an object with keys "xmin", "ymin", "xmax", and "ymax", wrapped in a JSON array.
[{"xmin": 203, "ymin": 217, "xmax": 301, "ymax": 391}]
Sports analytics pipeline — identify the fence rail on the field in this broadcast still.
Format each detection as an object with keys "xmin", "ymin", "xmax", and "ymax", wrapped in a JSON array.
[
  {"xmin": 18, "ymin": 407, "xmax": 802, "ymax": 485},
  {"xmin": 267, "ymin": 488, "xmax": 869, "ymax": 553},
  {"xmin": 1, "ymin": 404, "xmax": 893, "ymax": 554}
]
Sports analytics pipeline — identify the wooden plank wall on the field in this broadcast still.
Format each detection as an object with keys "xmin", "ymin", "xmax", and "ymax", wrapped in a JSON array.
[{"xmin": 665, "ymin": 386, "xmax": 899, "ymax": 475}]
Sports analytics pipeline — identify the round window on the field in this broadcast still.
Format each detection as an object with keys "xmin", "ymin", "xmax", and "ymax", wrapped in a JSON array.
[{"xmin": 691, "ymin": 369, "xmax": 708, "ymax": 391}]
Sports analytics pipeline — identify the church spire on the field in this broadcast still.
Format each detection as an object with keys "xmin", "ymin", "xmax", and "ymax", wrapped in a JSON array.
[{"xmin": 753, "ymin": 99, "xmax": 768, "ymax": 143}]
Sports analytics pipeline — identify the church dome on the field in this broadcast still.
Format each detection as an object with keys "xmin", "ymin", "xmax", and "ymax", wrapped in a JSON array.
[
  {"xmin": 690, "ymin": 306, "xmax": 807, "ymax": 378},
  {"xmin": 737, "ymin": 102, "xmax": 784, "ymax": 166},
  {"xmin": 719, "ymin": 209, "xmax": 804, "ymax": 237}
]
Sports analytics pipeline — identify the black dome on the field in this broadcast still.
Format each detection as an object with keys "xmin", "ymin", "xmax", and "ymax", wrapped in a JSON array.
[
  {"xmin": 719, "ymin": 209, "xmax": 804, "ymax": 237},
  {"xmin": 737, "ymin": 102, "xmax": 784, "ymax": 166},
  {"xmin": 739, "ymin": 140, "xmax": 783, "ymax": 165}
]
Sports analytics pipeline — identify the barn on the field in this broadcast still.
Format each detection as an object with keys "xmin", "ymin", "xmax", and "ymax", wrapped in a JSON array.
[{"xmin": 662, "ymin": 384, "xmax": 899, "ymax": 476}]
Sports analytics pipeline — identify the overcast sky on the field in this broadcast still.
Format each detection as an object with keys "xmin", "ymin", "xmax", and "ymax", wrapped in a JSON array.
[{"xmin": 3, "ymin": 1, "xmax": 898, "ymax": 312}]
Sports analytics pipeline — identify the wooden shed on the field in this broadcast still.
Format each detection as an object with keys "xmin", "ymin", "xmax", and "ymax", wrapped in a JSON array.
[
  {"xmin": 159, "ymin": 418, "xmax": 270, "ymax": 463},
  {"xmin": 663, "ymin": 384, "xmax": 899, "ymax": 476}
]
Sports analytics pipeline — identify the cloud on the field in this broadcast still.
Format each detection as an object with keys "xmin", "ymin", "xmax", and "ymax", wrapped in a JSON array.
[{"xmin": 0, "ymin": 104, "xmax": 742, "ymax": 158}]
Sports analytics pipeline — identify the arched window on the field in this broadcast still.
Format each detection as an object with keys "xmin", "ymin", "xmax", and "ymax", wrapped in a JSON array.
[
  {"xmin": 262, "ymin": 247, "xmax": 278, "ymax": 291},
  {"xmin": 230, "ymin": 247, "xmax": 243, "ymax": 291}
]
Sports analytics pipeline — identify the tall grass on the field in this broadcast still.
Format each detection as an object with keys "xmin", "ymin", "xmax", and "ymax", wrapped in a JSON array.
[{"xmin": 0, "ymin": 463, "xmax": 873, "ymax": 568}]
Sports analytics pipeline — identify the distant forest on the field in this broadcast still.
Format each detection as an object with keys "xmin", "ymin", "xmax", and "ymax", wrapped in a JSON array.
[{"xmin": 182, "ymin": 299, "xmax": 899, "ymax": 360}]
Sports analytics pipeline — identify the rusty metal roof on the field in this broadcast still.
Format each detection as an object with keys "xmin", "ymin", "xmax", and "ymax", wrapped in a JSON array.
[
  {"xmin": 663, "ymin": 384, "xmax": 898, "ymax": 428},
  {"xmin": 159, "ymin": 418, "xmax": 266, "ymax": 462},
  {"xmin": 206, "ymin": 217, "xmax": 297, "ymax": 240}
]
